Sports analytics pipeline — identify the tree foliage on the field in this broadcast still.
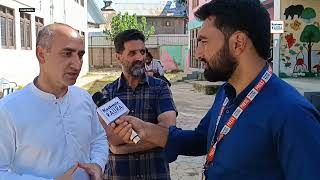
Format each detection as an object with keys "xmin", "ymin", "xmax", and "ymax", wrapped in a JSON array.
[
  {"xmin": 300, "ymin": 24, "xmax": 320, "ymax": 43},
  {"xmin": 104, "ymin": 12, "xmax": 155, "ymax": 40},
  {"xmin": 178, "ymin": 0, "xmax": 187, "ymax": 5},
  {"xmin": 301, "ymin": 8, "xmax": 316, "ymax": 20}
]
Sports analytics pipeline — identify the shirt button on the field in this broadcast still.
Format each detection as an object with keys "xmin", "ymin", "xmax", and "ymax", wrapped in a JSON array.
[
  {"xmin": 131, "ymin": 110, "xmax": 134, "ymax": 113},
  {"xmin": 226, "ymin": 110, "xmax": 230, "ymax": 113}
]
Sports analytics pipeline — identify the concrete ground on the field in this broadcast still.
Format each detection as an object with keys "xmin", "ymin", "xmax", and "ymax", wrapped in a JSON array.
[{"xmin": 169, "ymin": 82, "xmax": 213, "ymax": 180}]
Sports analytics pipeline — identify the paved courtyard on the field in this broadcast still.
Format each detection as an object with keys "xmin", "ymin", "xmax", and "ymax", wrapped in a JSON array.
[{"xmin": 169, "ymin": 82, "xmax": 214, "ymax": 180}]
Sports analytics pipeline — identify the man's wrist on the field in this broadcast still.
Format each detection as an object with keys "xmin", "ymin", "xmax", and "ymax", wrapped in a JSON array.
[
  {"xmin": 143, "ymin": 122, "xmax": 152, "ymax": 140},
  {"xmin": 91, "ymin": 162, "xmax": 103, "ymax": 172}
]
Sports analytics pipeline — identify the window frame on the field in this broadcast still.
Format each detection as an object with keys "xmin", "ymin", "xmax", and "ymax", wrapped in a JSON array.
[
  {"xmin": 0, "ymin": 5, "xmax": 15, "ymax": 49},
  {"xmin": 192, "ymin": 0, "xmax": 199, "ymax": 9},
  {"xmin": 35, "ymin": 16, "xmax": 44, "ymax": 38},
  {"xmin": 20, "ymin": 12, "xmax": 31, "ymax": 50}
]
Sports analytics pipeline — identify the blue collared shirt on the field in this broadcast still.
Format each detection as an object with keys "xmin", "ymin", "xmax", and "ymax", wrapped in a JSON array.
[{"xmin": 166, "ymin": 65, "xmax": 320, "ymax": 180}]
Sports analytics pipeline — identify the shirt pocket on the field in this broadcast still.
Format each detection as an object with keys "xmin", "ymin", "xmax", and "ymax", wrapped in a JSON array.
[{"xmin": 143, "ymin": 99, "xmax": 158, "ymax": 123}]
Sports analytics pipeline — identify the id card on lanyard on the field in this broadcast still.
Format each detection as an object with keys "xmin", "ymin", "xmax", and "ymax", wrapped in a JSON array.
[{"xmin": 201, "ymin": 65, "xmax": 272, "ymax": 180}]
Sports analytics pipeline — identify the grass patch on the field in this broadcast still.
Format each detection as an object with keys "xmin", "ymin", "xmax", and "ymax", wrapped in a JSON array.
[
  {"xmin": 84, "ymin": 71, "xmax": 181, "ymax": 94},
  {"xmin": 164, "ymin": 72, "xmax": 181, "ymax": 80},
  {"xmin": 87, "ymin": 76, "xmax": 120, "ymax": 94},
  {"xmin": 87, "ymin": 80, "xmax": 114, "ymax": 95},
  {"xmin": 86, "ymin": 76, "xmax": 119, "ymax": 94},
  {"xmin": 82, "ymin": 72, "xmax": 121, "ymax": 94}
]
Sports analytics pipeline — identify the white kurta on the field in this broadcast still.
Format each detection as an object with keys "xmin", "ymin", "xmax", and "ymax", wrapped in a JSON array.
[{"xmin": 0, "ymin": 82, "xmax": 108, "ymax": 180}]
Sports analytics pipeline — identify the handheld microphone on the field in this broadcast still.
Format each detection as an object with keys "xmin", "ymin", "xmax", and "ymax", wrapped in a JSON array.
[{"xmin": 92, "ymin": 92, "xmax": 140, "ymax": 144}]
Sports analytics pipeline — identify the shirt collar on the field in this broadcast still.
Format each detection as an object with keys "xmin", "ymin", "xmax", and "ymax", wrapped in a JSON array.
[
  {"xmin": 117, "ymin": 73, "xmax": 150, "ymax": 91},
  {"xmin": 30, "ymin": 77, "xmax": 69, "ymax": 102},
  {"xmin": 224, "ymin": 63, "xmax": 270, "ymax": 105}
]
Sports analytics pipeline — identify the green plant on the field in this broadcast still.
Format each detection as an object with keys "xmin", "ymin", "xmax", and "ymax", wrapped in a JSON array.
[
  {"xmin": 104, "ymin": 12, "xmax": 155, "ymax": 40},
  {"xmin": 17, "ymin": 85, "xmax": 24, "ymax": 90}
]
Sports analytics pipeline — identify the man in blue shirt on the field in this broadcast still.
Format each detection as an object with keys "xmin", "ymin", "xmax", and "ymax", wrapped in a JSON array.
[{"xmin": 112, "ymin": 0, "xmax": 320, "ymax": 179}]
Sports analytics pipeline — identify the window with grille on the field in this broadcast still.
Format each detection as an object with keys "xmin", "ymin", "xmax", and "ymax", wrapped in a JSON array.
[
  {"xmin": 162, "ymin": 20, "xmax": 171, "ymax": 27},
  {"xmin": 35, "ymin": 16, "xmax": 44, "ymax": 38},
  {"xmin": 190, "ymin": 28, "xmax": 201, "ymax": 68},
  {"xmin": 192, "ymin": 0, "xmax": 199, "ymax": 9},
  {"xmin": 0, "ymin": 5, "xmax": 15, "ymax": 49},
  {"xmin": 20, "ymin": 12, "xmax": 31, "ymax": 49}
]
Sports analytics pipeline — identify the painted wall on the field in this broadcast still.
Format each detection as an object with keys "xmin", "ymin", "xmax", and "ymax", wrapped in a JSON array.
[
  {"xmin": 0, "ymin": 0, "xmax": 88, "ymax": 86},
  {"xmin": 160, "ymin": 45, "xmax": 188, "ymax": 71},
  {"xmin": 279, "ymin": 0, "xmax": 320, "ymax": 77}
]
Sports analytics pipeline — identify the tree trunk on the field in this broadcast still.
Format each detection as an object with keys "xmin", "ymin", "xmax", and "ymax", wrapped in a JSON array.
[{"xmin": 308, "ymin": 42, "xmax": 312, "ymax": 73}]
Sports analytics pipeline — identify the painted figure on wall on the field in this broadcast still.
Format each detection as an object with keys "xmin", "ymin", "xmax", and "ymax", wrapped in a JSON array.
[
  {"xmin": 281, "ymin": 2, "xmax": 320, "ymax": 77},
  {"xmin": 301, "ymin": 8, "xmax": 317, "ymax": 24},
  {"xmin": 285, "ymin": 33, "xmax": 296, "ymax": 48},
  {"xmin": 290, "ymin": 20, "xmax": 302, "ymax": 31},
  {"xmin": 293, "ymin": 50, "xmax": 308, "ymax": 73},
  {"xmin": 300, "ymin": 24, "xmax": 320, "ymax": 73},
  {"xmin": 284, "ymin": 5, "xmax": 304, "ymax": 20},
  {"xmin": 313, "ymin": 52, "xmax": 320, "ymax": 74}
]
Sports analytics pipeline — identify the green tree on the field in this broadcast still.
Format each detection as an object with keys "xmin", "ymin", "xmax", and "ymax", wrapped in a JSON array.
[
  {"xmin": 177, "ymin": 0, "xmax": 187, "ymax": 5},
  {"xmin": 300, "ymin": 24, "xmax": 320, "ymax": 73},
  {"xmin": 104, "ymin": 12, "xmax": 155, "ymax": 40},
  {"xmin": 301, "ymin": 8, "xmax": 316, "ymax": 24}
]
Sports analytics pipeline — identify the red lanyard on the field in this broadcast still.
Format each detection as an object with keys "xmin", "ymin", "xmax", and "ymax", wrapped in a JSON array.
[{"xmin": 203, "ymin": 65, "xmax": 273, "ymax": 170}]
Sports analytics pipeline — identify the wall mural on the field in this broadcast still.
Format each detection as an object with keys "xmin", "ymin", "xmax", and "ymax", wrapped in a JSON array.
[{"xmin": 280, "ymin": 1, "xmax": 320, "ymax": 78}]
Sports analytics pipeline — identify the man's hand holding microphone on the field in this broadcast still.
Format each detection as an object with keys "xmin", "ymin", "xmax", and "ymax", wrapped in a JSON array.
[
  {"xmin": 92, "ymin": 91, "xmax": 170, "ymax": 155},
  {"xmin": 113, "ymin": 115, "xmax": 169, "ymax": 148},
  {"xmin": 92, "ymin": 92, "xmax": 140, "ymax": 144}
]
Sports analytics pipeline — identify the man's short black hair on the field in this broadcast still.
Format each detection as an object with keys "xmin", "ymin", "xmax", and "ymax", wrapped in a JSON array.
[
  {"xmin": 146, "ymin": 51, "xmax": 153, "ymax": 59},
  {"xmin": 114, "ymin": 29, "xmax": 145, "ymax": 53},
  {"xmin": 195, "ymin": 0, "xmax": 271, "ymax": 60}
]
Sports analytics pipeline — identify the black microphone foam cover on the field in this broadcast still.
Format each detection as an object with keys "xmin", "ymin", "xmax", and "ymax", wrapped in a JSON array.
[{"xmin": 92, "ymin": 92, "xmax": 107, "ymax": 107}]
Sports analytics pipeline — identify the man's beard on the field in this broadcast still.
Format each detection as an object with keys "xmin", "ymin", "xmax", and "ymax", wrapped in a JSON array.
[
  {"xmin": 202, "ymin": 42, "xmax": 238, "ymax": 82},
  {"xmin": 127, "ymin": 60, "xmax": 145, "ymax": 77}
]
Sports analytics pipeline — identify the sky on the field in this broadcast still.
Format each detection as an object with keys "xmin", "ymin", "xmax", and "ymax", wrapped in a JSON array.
[
  {"xmin": 95, "ymin": 0, "xmax": 269, "ymax": 9},
  {"xmin": 94, "ymin": 0, "xmax": 174, "ymax": 9},
  {"xmin": 94, "ymin": 0, "xmax": 269, "ymax": 11}
]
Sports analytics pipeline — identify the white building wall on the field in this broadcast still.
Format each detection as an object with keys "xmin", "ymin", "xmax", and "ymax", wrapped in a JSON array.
[{"xmin": 0, "ymin": 0, "xmax": 88, "ymax": 86}]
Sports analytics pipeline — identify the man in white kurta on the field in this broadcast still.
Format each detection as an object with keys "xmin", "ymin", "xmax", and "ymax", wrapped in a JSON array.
[{"xmin": 0, "ymin": 23, "xmax": 108, "ymax": 180}]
